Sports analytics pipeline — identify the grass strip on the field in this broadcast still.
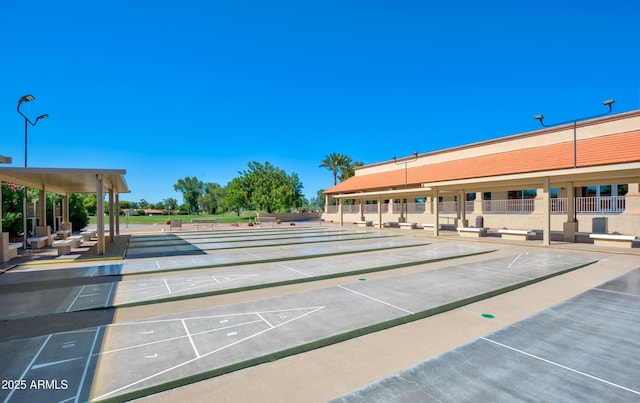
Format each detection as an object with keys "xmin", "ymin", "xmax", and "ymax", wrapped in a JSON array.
[
  {"xmin": 113, "ymin": 249, "xmax": 496, "ymax": 308},
  {"xmin": 96, "ymin": 259, "xmax": 596, "ymax": 403}
]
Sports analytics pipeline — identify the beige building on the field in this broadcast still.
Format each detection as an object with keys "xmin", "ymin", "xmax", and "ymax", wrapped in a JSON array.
[{"xmin": 323, "ymin": 110, "xmax": 640, "ymax": 246}]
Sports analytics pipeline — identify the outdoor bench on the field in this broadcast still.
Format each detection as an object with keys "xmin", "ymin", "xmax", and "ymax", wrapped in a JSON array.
[
  {"xmin": 80, "ymin": 230, "xmax": 96, "ymax": 242},
  {"xmin": 399, "ymin": 222, "xmax": 417, "ymax": 230},
  {"xmin": 498, "ymin": 229, "xmax": 542, "ymax": 241},
  {"xmin": 355, "ymin": 220, "xmax": 372, "ymax": 227},
  {"xmin": 457, "ymin": 227, "xmax": 487, "ymax": 237},
  {"xmin": 56, "ymin": 229, "xmax": 71, "ymax": 240},
  {"xmin": 68, "ymin": 235, "xmax": 84, "ymax": 248},
  {"xmin": 52, "ymin": 239, "xmax": 75, "ymax": 256},
  {"xmin": 589, "ymin": 233, "xmax": 637, "ymax": 248},
  {"xmin": 255, "ymin": 217, "xmax": 277, "ymax": 227},
  {"xmin": 192, "ymin": 218, "xmax": 216, "ymax": 230},
  {"xmin": 4, "ymin": 243, "xmax": 21, "ymax": 261},
  {"xmin": 27, "ymin": 236, "xmax": 49, "ymax": 249}
]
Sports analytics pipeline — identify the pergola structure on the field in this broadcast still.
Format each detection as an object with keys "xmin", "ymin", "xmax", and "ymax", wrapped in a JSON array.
[{"xmin": 0, "ymin": 167, "xmax": 129, "ymax": 255}]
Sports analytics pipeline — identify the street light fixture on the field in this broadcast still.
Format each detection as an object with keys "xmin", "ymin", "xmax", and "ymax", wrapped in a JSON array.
[
  {"xmin": 534, "ymin": 99, "xmax": 614, "ymax": 169},
  {"xmin": 392, "ymin": 150, "xmax": 418, "ymax": 189},
  {"xmin": 16, "ymin": 94, "xmax": 49, "ymax": 249},
  {"xmin": 534, "ymin": 99, "xmax": 614, "ymax": 224}
]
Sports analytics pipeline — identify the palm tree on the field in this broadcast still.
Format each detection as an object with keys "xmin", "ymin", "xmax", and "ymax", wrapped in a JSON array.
[
  {"xmin": 319, "ymin": 153, "xmax": 349, "ymax": 185},
  {"xmin": 339, "ymin": 160, "xmax": 363, "ymax": 182}
]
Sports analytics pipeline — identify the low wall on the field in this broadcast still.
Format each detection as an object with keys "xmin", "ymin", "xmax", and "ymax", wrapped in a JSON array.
[{"xmin": 322, "ymin": 212, "xmax": 640, "ymax": 236}]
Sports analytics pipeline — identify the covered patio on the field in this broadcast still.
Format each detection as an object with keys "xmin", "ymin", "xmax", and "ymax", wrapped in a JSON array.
[{"xmin": 1, "ymin": 167, "xmax": 129, "ymax": 262}]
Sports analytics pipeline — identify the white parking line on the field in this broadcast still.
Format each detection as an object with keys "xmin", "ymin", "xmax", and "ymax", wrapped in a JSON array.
[{"xmin": 480, "ymin": 337, "xmax": 640, "ymax": 396}]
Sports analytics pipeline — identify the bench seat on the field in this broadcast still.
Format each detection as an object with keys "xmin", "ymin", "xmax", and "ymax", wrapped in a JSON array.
[
  {"xmin": 457, "ymin": 227, "xmax": 488, "ymax": 237},
  {"xmin": 80, "ymin": 230, "xmax": 96, "ymax": 242},
  {"xmin": 192, "ymin": 218, "xmax": 216, "ymax": 229},
  {"xmin": 355, "ymin": 220, "xmax": 372, "ymax": 227},
  {"xmin": 56, "ymin": 229, "xmax": 71, "ymax": 240},
  {"xmin": 27, "ymin": 236, "xmax": 49, "ymax": 249},
  {"xmin": 52, "ymin": 239, "xmax": 75, "ymax": 256},
  {"xmin": 498, "ymin": 229, "xmax": 541, "ymax": 241},
  {"xmin": 589, "ymin": 233, "xmax": 636, "ymax": 248},
  {"xmin": 399, "ymin": 222, "xmax": 417, "ymax": 230},
  {"xmin": 68, "ymin": 235, "xmax": 83, "ymax": 248}
]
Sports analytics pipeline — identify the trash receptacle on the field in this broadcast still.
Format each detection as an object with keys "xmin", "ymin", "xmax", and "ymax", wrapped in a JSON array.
[{"xmin": 476, "ymin": 216, "xmax": 484, "ymax": 228}]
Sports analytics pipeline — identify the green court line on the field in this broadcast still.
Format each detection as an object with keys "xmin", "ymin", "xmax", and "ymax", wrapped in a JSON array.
[
  {"xmin": 113, "ymin": 249, "xmax": 496, "ymax": 308},
  {"xmin": 97, "ymin": 259, "xmax": 597, "ymax": 403},
  {"xmin": 121, "ymin": 237, "xmax": 413, "ymax": 276}
]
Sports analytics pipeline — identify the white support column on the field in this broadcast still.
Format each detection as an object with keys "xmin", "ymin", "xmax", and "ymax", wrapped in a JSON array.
[
  {"xmin": 433, "ymin": 188, "xmax": 440, "ymax": 236},
  {"xmin": 38, "ymin": 188, "xmax": 46, "ymax": 227},
  {"xmin": 359, "ymin": 199, "xmax": 365, "ymax": 221},
  {"xmin": 563, "ymin": 183, "xmax": 578, "ymax": 242},
  {"xmin": 338, "ymin": 198, "xmax": 344, "ymax": 227},
  {"xmin": 399, "ymin": 197, "xmax": 405, "ymax": 223},
  {"xmin": 115, "ymin": 193, "xmax": 120, "ymax": 236},
  {"xmin": 542, "ymin": 178, "xmax": 551, "ymax": 246},
  {"xmin": 377, "ymin": 196, "xmax": 382, "ymax": 229},
  {"xmin": 324, "ymin": 194, "xmax": 329, "ymax": 214},
  {"xmin": 96, "ymin": 174, "xmax": 105, "ymax": 255},
  {"xmin": 108, "ymin": 189, "xmax": 115, "ymax": 243}
]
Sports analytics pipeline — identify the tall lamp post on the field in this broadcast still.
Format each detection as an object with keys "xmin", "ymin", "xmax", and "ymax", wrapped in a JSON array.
[
  {"xmin": 392, "ymin": 151, "xmax": 418, "ymax": 188},
  {"xmin": 17, "ymin": 94, "xmax": 49, "ymax": 249},
  {"xmin": 534, "ymin": 99, "xmax": 614, "ymax": 224},
  {"xmin": 534, "ymin": 99, "xmax": 614, "ymax": 169}
]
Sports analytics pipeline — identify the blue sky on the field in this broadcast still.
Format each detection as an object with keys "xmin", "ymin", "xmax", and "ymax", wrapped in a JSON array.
[{"xmin": 2, "ymin": 1, "xmax": 639, "ymax": 205}]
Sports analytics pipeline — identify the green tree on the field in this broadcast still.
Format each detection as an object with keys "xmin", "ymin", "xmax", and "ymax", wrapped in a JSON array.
[
  {"xmin": 200, "ymin": 183, "xmax": 225, "ymax": 214},
  {"xmin": 339, "ymin": 160, "xmax": 363, "ymax": 182},
  {"xmin": 69, "ymin": 194, "xmax": 89, "ymax": 231},
  {"xmin": 1, "ymin": 182, "xmax": 25, "ymax": 236},
  {"xmin": 225, "ymin": 161, "xmax": 304, "ymax": 214},
  {"xmin": 173, "ymin": 176, "xmax": 204, "ymax": 214}
]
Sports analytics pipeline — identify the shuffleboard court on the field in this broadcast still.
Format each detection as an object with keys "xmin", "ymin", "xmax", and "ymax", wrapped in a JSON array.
[
  {"xmin": 124, "ymin": 228, "xmax": 400, "ymax": 258},
  {"xmin": 0, "ymin": 242, "xmax": 493, "ymax": 319},
  {"xmin": 0, "ymin": 250, "xmax": 597, "ymax": 401},
  {"xmin": 331, "ymin": 268, "xmax": 640, "ymax": 402}
]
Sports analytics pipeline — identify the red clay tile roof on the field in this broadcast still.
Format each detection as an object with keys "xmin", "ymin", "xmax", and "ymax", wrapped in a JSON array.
[{"xmin": 325, "ymin": 130, "xmax": 640, "ymax": 194}]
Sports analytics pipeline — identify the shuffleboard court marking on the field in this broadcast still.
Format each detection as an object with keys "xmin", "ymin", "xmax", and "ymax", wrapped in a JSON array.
[
  {"xmin": 76, "ymin": 327, "xmax": 103, "ymax": 403},
  {"xmin": 121, "ymin": 274, "xmax": 259, "ymax": 305},
  {"xmin": 181, "ymin": 319, "xmax": 200, "ymax": 358},
  {"xmin": 278, "ymin": 263, "xmax": 312, "ymax": 278},
  {"xmin": 104, "ymin": 282, "xmax": 116, "ymax": 308},
  {"xmin": 593, "ymin": 288, "xmax": 640, "ymax": 298},
  {"xmin": 507, "ymin": 253, "xmax": 524, "ymax": 269},
  {"xmin": 164, "ymin": 279, "xmax": 172, "ymax": 293},
  {"xmin": 337, "ymin": 285, "xmax": 414, "ymax": 315},
  {"xmin": 3, "ymin": 334, "xmax": 53, "ymax": 403},
  {"xmin": 30, "ymin": 356, "xmax": 84, "ymax": 370},
  {"xmin": 93, "ymin": 306, "xmax": 324, "ymax": 400},
  {"xmin": 480, "ymin": 337, "xmax": 640, "ymax": 396},
  {"xmin": 66, "ymin": 285, "xmax": 87, "ymax": 312}
]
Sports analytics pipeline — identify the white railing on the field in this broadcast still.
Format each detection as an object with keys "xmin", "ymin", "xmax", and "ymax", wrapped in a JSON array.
[
  {"xmin": 576, "ymin": 196, "xmax": 625, "ymax": 213},
  {"xmin": 438, "ymin": 201, "xmax": 458, "ymax": 213},
  {"xmin": 325, "ymin": 196, "xmax": 626, "ymax": 216},
  {"xmin": 483, "ymin": 199, "xmax": 534, "ymax": 214}
]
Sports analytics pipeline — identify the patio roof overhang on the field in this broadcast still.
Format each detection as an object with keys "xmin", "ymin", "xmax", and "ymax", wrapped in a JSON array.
[
  {"xmin": 330, "ymin": 162, "xmax": 640, "ymax": 199},
  {"xmin": 0, "ymin": 167, "xmax": 129, "ymax": 194}
]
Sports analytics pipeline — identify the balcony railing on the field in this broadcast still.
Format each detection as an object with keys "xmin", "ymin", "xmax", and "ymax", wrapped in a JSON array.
[{"xmin": 325, "ymin": 196, "xmax": 625, "ymax": 215}]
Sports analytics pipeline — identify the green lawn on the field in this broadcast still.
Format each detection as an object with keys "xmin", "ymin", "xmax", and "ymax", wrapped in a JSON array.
[{"xmin": 89, "ymin": 211, "xmax": 257, "ymax": 225}]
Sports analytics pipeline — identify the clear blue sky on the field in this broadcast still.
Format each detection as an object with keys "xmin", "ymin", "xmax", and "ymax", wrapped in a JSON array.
[{"xmin": 2, "ymin": 1, "xmax": 639, "ymax": 205}]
